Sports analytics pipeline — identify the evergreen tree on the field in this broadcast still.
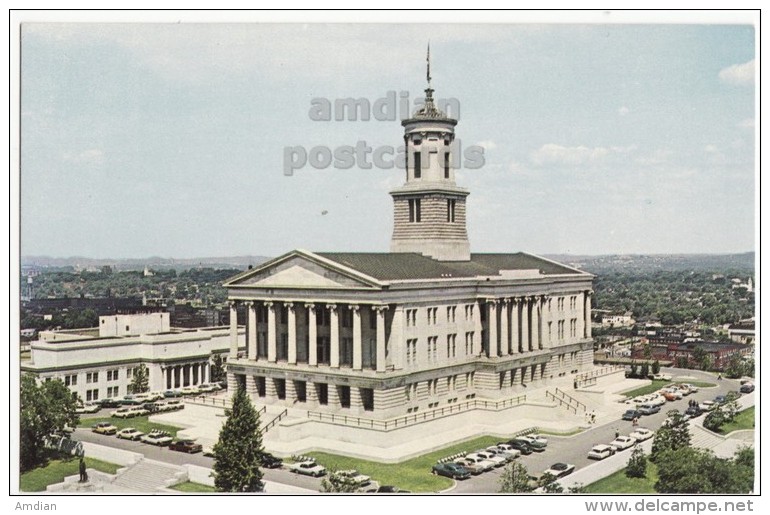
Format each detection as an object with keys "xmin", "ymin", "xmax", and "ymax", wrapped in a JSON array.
[
  {"xmin": 640, "ymin": 362, "xmax": 650, "ymax": 379},
  {"xmin": 212, "ymin": 386, "xmax": 264, "ymax": 492},
  {"xmin": 209, "ymin": 353, "xmax": 226, "ymax": 383},
  {"xmin": 498, "ymin": 461, "xmax": 532, "ymax": 493},
  {"xmin": 651, "ymin": 410, "xmax": 691, "ymax": 462},
  {"xmin": 129, "ymin": 364, "xmax": 149, "ymax": 394},
  {"xmin": 651, "ymin": 359, "xmax": 661, "ymax": 375},
  {"xmin": 626, "ymin": 446, "xmax": 647, "ymax": 478}
]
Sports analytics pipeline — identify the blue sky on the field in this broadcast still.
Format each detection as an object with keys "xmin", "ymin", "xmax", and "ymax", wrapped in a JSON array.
[{"xmin": 19, "ymin": 18, "xmax": 757, "ymax": 258}]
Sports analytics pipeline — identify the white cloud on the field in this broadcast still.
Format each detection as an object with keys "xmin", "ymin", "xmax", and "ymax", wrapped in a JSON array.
[
  {"xmin": 618, "ymin": 106, "xmax": 630, "ymax": 116},
  {"xmin": 529, "ymin": 144, "xmax": 637, "ymax": 167},
  {"xmin": 718, "ymin": 59, "xmax": 755, "ymax": 86}
]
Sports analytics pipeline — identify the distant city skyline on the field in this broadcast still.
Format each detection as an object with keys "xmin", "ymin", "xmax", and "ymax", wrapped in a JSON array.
[{"xmin": 18, "ymin": 14, "xmax": 757, "ymax": 259}]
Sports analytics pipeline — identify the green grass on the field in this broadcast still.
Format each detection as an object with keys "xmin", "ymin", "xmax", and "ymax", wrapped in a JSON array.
[
  {"xmin": 78, "ymin": 415, "xmax": 183, "ymax": 437},
  {"xmin": 309, "ymin": 435, "xmax": 508, "ymax": 492},
  {"xmin": 170, "ymin": 481, "xmax": 217, "ymax": 493},
  {"xmin": 622, "ymin": 380, "xmax": 716, "ymax": 398},
  {"xmin": 583, "ymin": 462, "xmax": 660, "ymax": 494},
  {"xmin": 718, "ymin": 406, "xmax": 755, "ymax": 435},
  {"xmin": 20, "ymin": 457, "xmax": 120, "ymax": 492}
]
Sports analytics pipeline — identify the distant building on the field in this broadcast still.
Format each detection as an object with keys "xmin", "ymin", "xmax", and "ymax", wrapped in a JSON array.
[
  {"xmin": 632, "ymin": 340, "xmax": 749, "ymax": 370},
  {"xmin": 601, "ymin": 313, "xmax": 635, "ymax": 328},
  {"xmin": 22, "ymin": 313, "xmax": 245, "ymax": 401},
  {"xmin": 728, "ymin": 322, "xmax": 755, "ymax": 345}
]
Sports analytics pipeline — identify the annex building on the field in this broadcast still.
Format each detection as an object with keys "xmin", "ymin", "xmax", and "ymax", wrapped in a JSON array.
[{"xmin": 223, "ymin": 69, "xmax": 597, "ymax": 424}]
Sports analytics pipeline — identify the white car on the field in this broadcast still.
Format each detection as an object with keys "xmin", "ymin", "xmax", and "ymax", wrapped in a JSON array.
[
  {"xmin": 495, "ymin": 444, "xmax": 522, "ymax": 460},
  {"xmin": 520, "ymin": 434, "xmax": 549, "ymax": 448},
  {"xmin": 485, "ymin": 446, "xmax": 516, "ymax": 462},
  {"xmin": 288, "ymin": 460, "xmax": 327, "ymax": 477},
  {"xmin": 543, "ymin": 462, "xmax": 575, "ymax": 479},
  {"xmin": 648, "ymin": 395, "xmax": 667, "ymax": 406},
  {"xmin": 609, "ymin": 436, "xmax": 637, "ymax": 451},
  {"xmin": 116, "ymin": 428, "xmax": 145, "ymax": 441},
  {"xmin": 76, "ymin": 402, "xmax": 101, "ymax": 414},
  {"xmin": 337, "ymin": 469, "xmax": 371, "ymax": 487},
  {"xmin": 474, "ymin": 450, "xmax": 507, "ymax": 467},
  {"xmin": 629, "ymin": 427, "xmax": 655, "ymax": 442},
  {"xmin": 587, "ymin": 444, "xmax": 616, "ymax": 460},
  {"xmin": 681, "ymin": 383, "xmax": 699, "ymax": 393},
  {"xmin": 141, "ymin": 430, "xmax": 173, "ymax": 446},
  {"xmin": 464, "ymin": 454, "xmax": 496, "ymax": 473},
  {"xmin": 180, "ymin": 386, "xmax": 200, "ymax": 396}
]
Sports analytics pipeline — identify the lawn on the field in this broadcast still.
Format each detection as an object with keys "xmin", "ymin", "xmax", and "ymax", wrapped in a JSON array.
[
  {"xmin": 717, "ymin": 406, "xmax": 754, "ymax": 435},
  {"xmin": 583, "ymin": 462, "xmax": 660, "ymax": 494},
  {"xmin": 623, "ymin": 380, "xmax": 716, "ymax": 398},
  {"xmin": 308, "ymin": 435, "xmax": 508, "ymax": 492},
  {"xmin": 169, "ymin": 481, "xmax": 217, "ymax": 493},
  {"xmin": 79, "ymin": 415, "xmax": 182, "ymax": 437},
  {"xmin": 20, "ymin": 457, "xmax": 120, "ymax": 492}
]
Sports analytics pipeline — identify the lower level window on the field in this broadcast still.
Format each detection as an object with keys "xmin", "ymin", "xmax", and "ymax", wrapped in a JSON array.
[{"xmin": 86, "ymin": 389, "xmax": 99, "ymax": 401}]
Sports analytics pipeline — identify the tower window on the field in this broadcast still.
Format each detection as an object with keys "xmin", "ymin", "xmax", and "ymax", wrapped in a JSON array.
[
  {"xmin": 414, "ymin": 152, "xmax": 421, "ymax": 178},
  {"xmin": 447, "ymin": 199, "xmax": 456, "ymax": 222},
  {"xmin": 409, "ymin": 198, "xmax": 421, "ymax": 223},
  {"xmin": 444, "ymin": 151, "xmax": 450, "ymax": 178}
]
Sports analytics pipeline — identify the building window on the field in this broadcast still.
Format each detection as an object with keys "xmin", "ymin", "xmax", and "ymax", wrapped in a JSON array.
[
  {"xmin": 294, "ymin": 381, "xmax": 307, "ymax": 403},
  {"xmin": 406, "ymin": 339, "xmax": 418, "ymax": 365},
  {"xmin": 408, "ymin": 198, "xmax": 422, "ymax": 223},
  {"xmin": 274, "ymin": 378, "xmax": 286, "ymax": 400},
  {"xmin": 465, "ymin": 331, "xmax": 474, "ymax": 355},
  {"xmin": 126, "ymin": 367, "xmax": 134, "ymax": 379},
  {"xmin": 64, "ymin": 374, "xmax": 77, "ymax": 387},
  {"xmin": 427, "ymin": 307, "xmax": 437, "ymax": 325},
  {"xmin": 256, "ymin": 376, "xmax": 266, "ymax": 397},
  {"xmin": 86, "ymin": 372, "xmax": 99, "ymax": 384},
  {"xmin": 86, "ymin": 389, "xmax": 99, "ymax": 401},
  {"xmin": 447, "ymin": 333, "xmax": 457, "ymax": 358},
  {"xmin": 107, "ymin": 386, "xmax": 119, "ymax": 398},
  {"xmin": 406, "ymin": 309, "xmax": 418, "ymax": 327},
  {"xmin": 465, "ymin": 304, "xmax": 474, "ymax": 321},
  {"xmin": 447, "ymin": 198, "xmax": 456, "ymax": 222},
  {"xmin": 338, "ymin": 385, "xmax": 351, "ymax": 408},
  {"xmin": 444, "ymin": 151, "xmax": 450, "ymax": 179},
  {"xmin": 447, "ymin": 305, "xmax": 456, "ymax": 323},
  {"xmin": 317, "ymin": 383, "xmax": 328, "ymax": 405},
  {"xmin": 414, "ymin": 151, "xmax": 421, "ymax": 178},
  {"xmin": 466, "ymin": 372, "xmax": 475, "ymax": 389},
  {"xmin": 361, "ymin": 388, "xmax": 374, "ymax": 411},
  {"xmin": 428, "ymin": 336, "xmax": 438, "ymax": 362},
  {"xmin": 107, "ymin": 369, "xmax": 119, "ymax": 382}
]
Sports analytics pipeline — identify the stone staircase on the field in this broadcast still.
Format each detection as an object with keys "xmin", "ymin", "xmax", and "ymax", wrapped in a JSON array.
[
  {"xmin": 111, "ymin": 459, "xmax": 187, "ymax": 493},
  {"xmin": 689, "ymin": 424, "xmax": 726, "ymax": 451}
]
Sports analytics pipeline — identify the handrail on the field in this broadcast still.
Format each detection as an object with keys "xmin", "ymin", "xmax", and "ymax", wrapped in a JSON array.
[
  {"xmin": 575, "ymin": 365, "xmax": 624, "ymax": 381},
  {"xmin": 545, "ymin": 390, "xmax": 577, "ymax": 414},
  {"xmin": 555, "ymin": 387, "xmax": 587, "ymax": 412},
  {"xmin": 305, "ymin": 394, "xmax": 527, "ymax": 432},
  {"xmin": 263, "ymin": 408, "xmax": 288, "ymax": 433}
]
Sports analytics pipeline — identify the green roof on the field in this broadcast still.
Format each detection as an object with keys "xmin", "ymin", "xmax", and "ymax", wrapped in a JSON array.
[{"xmin": 316, "ymin": 252, "xmax": 584, "ymax": 281}]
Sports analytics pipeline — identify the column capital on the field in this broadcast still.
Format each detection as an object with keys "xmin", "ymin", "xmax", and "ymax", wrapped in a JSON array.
[
  {"xmin": 501, "ymin": 297, "xmax": 511, "ymax": 305},
  {"xmin": 244, "ymin": 300, "xmax": 254, "ymax": 308},
  {"xmin": 486, "ymin": 298, "xmax": 499, "ymax": 305},
  {"xmin": 228, "ymin": 300, "xmax": 238, "ymax": 308},
  {"xmin": 348, "ymin": 304, "xmax": 360, "ymax": 312},
  {"xmin": 305, "ymin": 302, "xmax": 315, "ymax": 310},
  {"xmin": 327, "ymin": 304, "xmax": 337, "ymax": 312},
  {"xmin": 285, "ymin": 302, "xmax": 295, "ymax": 310},
  {"xmin": 586, "ymin": 290, "xmax": 594, "ymax": 296},
  {"xmin": 264, "ymin": 301, "xmax": 274, "ymax": 308},
  {"xmin": 374, "ymin": 305, "xmax": 390, "ymax": 313}
]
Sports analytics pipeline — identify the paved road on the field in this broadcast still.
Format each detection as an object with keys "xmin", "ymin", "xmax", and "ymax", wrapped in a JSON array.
[
  {"xmin": 451, "ymin": 369, "xmax": 743, "ymax": 493},
  {"xmin": 74, "ymin": 368, "xmax": 743, "ymax": 494}
]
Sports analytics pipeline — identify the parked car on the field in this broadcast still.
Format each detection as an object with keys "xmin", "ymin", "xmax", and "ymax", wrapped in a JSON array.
[
  {"xmin": 454, "ymin": 457, "xmax": 486, "ymax": 475},
  {"xmin": 180, "ymin": 386, "xmax": 200, "ymax": 396},
  {"xmin": 685, "ymin": 405, "xmax": 704, "ymax": 418},
  {"xmin": 700, "ymin": 400, "xmax": 717, "ymax": 411},
  {"xmin": 169, "ymin": 440, "xmax": 203, "ymax": 453},
  {"xmin": 474, "ymin": 450, "xmax": 507, "ymax": 467},
  {"xmin": 76, "ymin": 402, "xmax": 101, "ymax": 414},
  {"xmin": 374, "ymin": 485, "xmax": 411, "ymax": 493},
  {"xmin": 629, "ymin": 427, "xmax": 654, "ymax": 442},
  {"xmin": 651, "ymin": 373, "xmax": 672, "ymax": 381},
  {"xmin": 714, "ymin": 395, "xmax": 728, "ymax": 405},
  {"xmin": 120, "ymin": 395, "xmax": 144, "ymax": 405},
  {"xmin": 622, "ymin": 409, "xmax": 642, "ymax": 421},
  {"xmin": 485, "ymin": 446, "xmax": 516, "ymax": 462},
  {"xmin": 518, "ymin": 434, "xmax": 548, "ymax": 450},
  {"xmin": 638, "ymin": 403, "xmax": 661, "ymax": 415},
  {"xmin": 740, "ymin": 383, "xmax": 755, "ymax": 394},
  {"xmin": 260, "ymin": 452, "xmax": 283, "ymax": 469},
  {"xmin": 163, "ymin": 389, "xmax": 183, "ymax": 398},
  {"xmin": 587, "ymin": 444, "xmax": 616, "ymax": 460},
  {"xmin": 464, "ymin": 453, "xmax": 496, "ymax": 472},
  {"xmin": 336, "ymin": 469, "xmax": 371, "ymax": 487},
  {"xmin": 141, "ymin": 430, "xmax": 173, "ymax": 446},
  {"xmin": 661, "ymin": 389, "xmax": 683, "ymax": 402},
  {"xmin": 681, "ymin": 383, "xmax": 699, "ymax": 393},
  {"xmin": 609, "ymin": 436, "xmax": 637, "ymax": 451},
  {"xmin": 111, "ymin": 406, "xmax": 148, "ymax": 419},
  {"xmin": 647, "ymin": 394, "xmax": 667, "ymax": 406},
  {"xmin": 91, "ymin": 422, "xmax": 118, "ymax": 435},
  {"xmin": 116, "ymin": 428, "xmax": 145, "ymax": 441},
  {"xmin": 98, "ymin": 398, "xmax": 123, "ymax": 409},
  {"xmin": 506, "ymin": 439, "xmax": 534, "ymax": 455},
  {"xmin": 432, "ymin": 462, "xmax": 471, "ymax": 480},
  {"xmin": 543, "ymin": 462, "xmax": 575, "ymax": 479},
  {"xmin": 197, "ymin": 383, "xmax": 218, "ymax": 393},
  {"xmin": 495, "ymin": 444, "xmax": 522, "ymax": 460},
  {"xmin": 288, "ymin": 460, "xmax": 327, "ymax": 477}
]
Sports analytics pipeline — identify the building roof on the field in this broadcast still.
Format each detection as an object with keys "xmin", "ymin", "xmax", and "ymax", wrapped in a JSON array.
[{"xmin": 315, "ymin": 252, "xmax": 586, "ymax": 282}]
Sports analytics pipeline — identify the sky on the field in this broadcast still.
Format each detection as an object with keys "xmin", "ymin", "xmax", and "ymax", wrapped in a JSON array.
[{"xmin": 17, "ymin": 14, "xmax": 757, "ymax": 259}]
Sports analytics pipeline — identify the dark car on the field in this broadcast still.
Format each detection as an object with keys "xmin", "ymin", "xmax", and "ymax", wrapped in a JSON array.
[
  {"xmin": 505, "ymin": 439, "xmax": 533, "ymax": 455},
  {"xmin": 98, "ymin": 398, "xmax": 123, "ymax": 409},
  {"xmin": 543, "ymin": 462, "xmax": 575, "ymax": 479},
  {"xmin": 685, "ymin": 405, "xmax": 703, "ymax": 418},
  {"xmin": 260, "ymin": 452, "xmax": 283, "ymax": 469},
  {"xmin": 740, "ymin": 383, "xmax": 755, "ymax": 394},
  {"xmin": 163, "ymin": 390, "xmax": 183, "ymax": 398},
  {"xmin": 142, "ymin": 402, "xmax": 162, "ymax": 413},
  {"xmin": 375, "ymin": 486, "xmax": 411, "ymax": 493},
  {"xmin": 432, "ymin": 462, "xmax": 471, "ymax": 480},
  {"xmin": 169, "ymin": 440, "xmax": 203, "ymax": 453},
  {"xmin": 622, "ymin": 409, "xmax": 642, "ymax": 421},
  {"xmin": 714, "ymin": 395, "xmax": 728, "ymax": 405}
]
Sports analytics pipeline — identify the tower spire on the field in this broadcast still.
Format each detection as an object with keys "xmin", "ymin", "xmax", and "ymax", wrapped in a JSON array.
[{"xmin": 426, "ymin": 41, "xmax": 431, "ymax": 88}]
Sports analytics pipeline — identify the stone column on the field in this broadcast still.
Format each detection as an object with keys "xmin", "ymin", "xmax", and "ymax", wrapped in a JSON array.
[
  {"xmin": 585, "ymin": 291, "xmax": 592, "ymax": 339},
  {"xmin": 375, "ymin": 306, "xmax": 387, "ymax": 373},
  {"xmin": 500, "ymin": 298, "xmax": 510, "ymax": 355},
  {"xmin": 246, "ymin": 301, "xmax": 257, "ymax": 360},
  {"xmin": 511, "ymin": 297, "xmax": 520, "ymax": 354},
  {"xmin": 306, "ymin": 304, "xmax": 317, "ymax": 366},
  {"xmin": 265, "ymin": 377, "xmax": 277, "ymax": 400},
  {"xmin": 350, "ymin": 305, "xmax": 362, "ymax": 370},
  {"xmin": 532, "ymin": 298, "xmax": 541, "ymax": 350},
  {"xmin": 245, "ymin": 375, "xmax": 257, "ymax": 396},
  {"xmin": 576, "ymin": 293, "xmax": 585, "ymax": 341},
  {"xmin": 350, "ymin": 387, "xmax": 363, "ymax": 412},
  {"xmin": 522, "ymin": 297, "xmax": 530, "ymax": 351},
  {"xmin": 392, "ymin": 306, "xmax": 405, "ymax": 370},
  {"xmin": 229, "ymin": 300, "xmax": 238, "ymax": 358},
  {"xmin": 474, "ymin": 300, "xmax": 483, "ymax": 355},
  {"xmin": 487, "ymin": 300, "xmax": 498, "ymax": 357},
  {"xmin": 285, "ymin": 379, "xmax": 297, "ymax": 403},
  {"xmin": 201, "ymin": 363, "xmax": 207, "ymax": 384},
  {"xmin": 327, "ymin": 384, "xmax": 340, "ymax": 408},
  {"xmin": 329, "ymin": 305, "xmax": 339, "ymax": 368},
  {"xmin": 266, "ymin": 302, "xmax": 276, "ymax": 362},
  {"xmin": 306, "ymin": 381, "xmax": 319, "ymax": 404},
  {"xmin": 287, "ymin": 303, "xmax": 297, "ymax": 364}
]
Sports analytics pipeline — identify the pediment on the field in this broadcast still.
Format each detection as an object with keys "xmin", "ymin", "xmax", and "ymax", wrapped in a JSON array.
[{"xmin": 226, "ymin": 253, "xmax": 380, "ymax": 290}]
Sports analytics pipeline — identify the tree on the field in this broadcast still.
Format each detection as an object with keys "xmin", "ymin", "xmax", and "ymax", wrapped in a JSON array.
[
  {"xmin": 20, "ymin": 374, "xmax": 80, "ymax": 472},
  {"xmin": 129, "ymin": 364, "xmax": 149, "ymax": 394},
  {"xmin": 640, "ymin": 362, "xmax": 650, "ymax": 379},
  {"xmin": 629, "ymin": 361, "xmax": 638, "ymax": 378},
  {"xmin": 498, "ymin": 460, "xmax": 532, "ymax": 493},
  {"xmin": 210, "ymin": 353, "xmax": 226, "ymax": 384},
  {"xmin": 626, "ymin": 446, "xmax": 647, "ymax": 478},
  {"xmin": 212, "ymin": 386, "xmax": 264, "ymax": 492},
  {"xmin": 703, "ymin": 408, "xmax": 728, "ymax": 432},
  {"xmin": 651, "ymin": 410, "xmax": 691, "ymax": 462},
  {"xmin": 724, "ymin": 353, "xmax": 744, "ymax": 379},
  {"xmin": 537, "ymin": 472, "xmax": 563, "ymax": 493},
  {"xmin": 655, "ymin": 447, "xmax": 753, "ymax": 493},
  {"xmin": 320, "ymin": 470, "xmax": 359, "ymax": 493},
  {"xmin": 651, "ymin": 359, "xmax": 661, "ymax": 375}
]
